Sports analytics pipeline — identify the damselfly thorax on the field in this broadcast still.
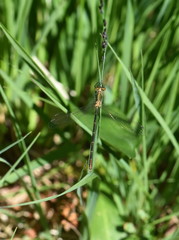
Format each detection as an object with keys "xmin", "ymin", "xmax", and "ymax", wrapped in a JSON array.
[{"xmin": 94, "ymin": 82, "xmax": 106, "ymax": 108}]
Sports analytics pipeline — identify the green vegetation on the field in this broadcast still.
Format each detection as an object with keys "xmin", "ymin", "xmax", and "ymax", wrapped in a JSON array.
[{"xmin": 0, "ymin": 0, "xmax": 179, "ymax": 239}]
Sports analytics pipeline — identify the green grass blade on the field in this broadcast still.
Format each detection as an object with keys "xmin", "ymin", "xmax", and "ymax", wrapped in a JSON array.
[
  {"xmin": 0, "ymin": 158, "xmax": 12, "ymax": 168},
  {"xmin": 0, "ymin": 23, "xmax": 68, "ymax": 103},
  {"xmin": 0, "ymin": 132, "xmax": 41, "ymax": 187},
  {"xmin": 10, "ymin": 227, "xmax": 18, "ymax": 240},
  {"xmin": 120, "ymin": 0, "xmax": 134, "ymax": 111},
  {"xmin": 0, "ymin": 172, "xmax": 98, "ymax": 209},
  {"xmin": 108, "ymin": 42, "xmax": 179, "ymax": 156},
  {"xmin": 0, "ymin": 132, "xmax": 31, "ymax": 154},
  {"xmin": 0, "ymin": 70, "xmax": 33, "ymax": 107}
]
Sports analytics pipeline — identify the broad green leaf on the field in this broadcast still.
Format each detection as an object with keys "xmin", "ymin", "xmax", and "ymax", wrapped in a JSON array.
[{"xmin": 90, "ymin": 193, "xmax": 122, "ymax": 240}]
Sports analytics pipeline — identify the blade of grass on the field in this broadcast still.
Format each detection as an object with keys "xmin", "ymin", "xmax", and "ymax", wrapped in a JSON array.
[
  {"xmin": 0, "ymin": 132, "xmax": 31, "ymax": 154},
  {"xmin": 0, "ymin": 70, "xmax": 33, "ymax": 107},
  {"xmin": 0, "ymin": 172, "xmax": 98, "ymax": 209},
  {"xmin": 120, "ymin": 0, "xmax": 134, "ymax": 111},
  {"xmin": 154, "ymin": 61, "xmax": 178, "ymax": 108},
  {"xmin": 0, "ymin": 23, "xmax": 68, "ymax": 104},
  {"xmin": 108, "ymin": 42, "xmax": 179, "ymax": 157},
  {"xmin": 145, "ymin": 32, "xmax": 169, "ymax": 96},
  {"xmin": 0, "ymin": 144, "xmax": 78, "ymax": 186},
  {"xmin": 0, "ymin": 132, "xmax": 40, "ymax": 187},
  {"xmin": 32, "ymin": 1, "xmax": 68, "ymax": 54},
  {"xmin": 0, "ymin": 158, "xmax": 12, "ymax": 168},
  {"xmin": 0, "ymin": 84, "xmax": 49, "ymax": 231},
  {"xmin": 10, "ymin": 227, "xmax": 18, "ymax": 240},
  {"xmin": 141, "ymin": 52, "xmax": 148, "ymax": 192},
  {"xmin": 15, "ymin": 0, "xmax": 33, "ymax": 43}
]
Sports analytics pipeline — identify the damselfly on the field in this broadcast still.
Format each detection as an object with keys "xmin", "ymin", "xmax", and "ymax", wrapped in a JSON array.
[
  {"xmin": 88, "ymin": 81, "xmax": 106, "ymax": 171},
  {"xmin": 50, "ymin": 82, "xmax": 143, "ymax": 172}
]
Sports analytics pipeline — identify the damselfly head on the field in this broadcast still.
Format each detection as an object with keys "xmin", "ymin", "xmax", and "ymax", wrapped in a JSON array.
[{"xmin": 94, "ymin": 82, "xmax": 106, "ymax": 91}]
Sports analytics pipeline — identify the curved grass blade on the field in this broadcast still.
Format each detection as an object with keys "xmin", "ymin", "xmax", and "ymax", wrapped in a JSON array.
[
  {"xmin": 0, "ymin": 172, "xmax": 98, "ymax": 209},
  {"xmin": 0, "ymin": 23, "xmax": 69, "ymax": 105}
]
